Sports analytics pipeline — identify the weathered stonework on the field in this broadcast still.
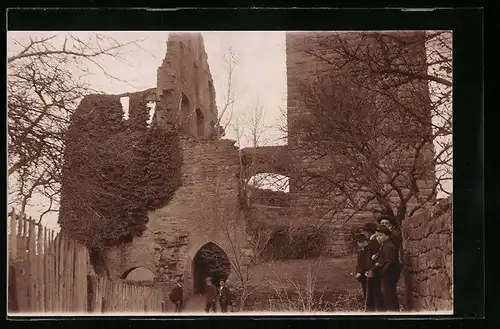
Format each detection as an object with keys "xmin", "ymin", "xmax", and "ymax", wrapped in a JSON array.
[
  {"xmin": 155, "ymin": 33, "xmax": 219, "ymax": 138},
  {"xmin": 402, "ymin": 196, "xmax": 453, "ymax": 311},
  {"xmin": 94, "ymin": 33, "xmax": 246, "ymax": 299},
  {"xmin": 105, "ymin": 136, "xmax": 245, "ymax": 298}
]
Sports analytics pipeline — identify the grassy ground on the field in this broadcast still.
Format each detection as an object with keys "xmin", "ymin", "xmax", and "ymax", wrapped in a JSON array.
[{"xmin": 247, "ymin": 255, "xmax": 360, "ymax": 293}]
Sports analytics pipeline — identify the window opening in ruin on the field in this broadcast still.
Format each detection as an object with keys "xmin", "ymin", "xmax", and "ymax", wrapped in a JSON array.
[
  {"xmin": 181, "ymin": 94, "xmax": 190, "ymax": 130},
  {"xmin": 120, "ymin": 96, "xmax": 130, "ymax": 120},
  {"xmin": 193, "ymin": 62, "xmax": 199, "ymax": 97},
  {"xmin": 198, "ymin": 34, "xmax": 203, "ymax": 64},
  {"xmin": 120, "ymin": 266, "xmax": 155, "ymax": 282},
  {"xmin": 196, "ymin": 108, "xmax": 204, "ymax": 137},
  {"xmin": 179, "ymin": 43, "xmax": 185, "ymax": 80},
  {"xmin": 146, "ymin": 101, "xmax": 156, "ymax": 127},
  {"xmin": 246, "ymin": 173, "xmax": 290, "ymax": 207},
  {"xmin": 192, "ymin": 242, "xmax": 231, "ymax": 294},
  {"xmin": 248, "ymin": 173, "xmax": 290, "ymax": 192},
  {"xmin": 161, "ymin": 89, "xmax": 173, "ymax": 103},
  {"xmin": 208, "ymin": 81, "xmax": 215, "ymax": 113}
]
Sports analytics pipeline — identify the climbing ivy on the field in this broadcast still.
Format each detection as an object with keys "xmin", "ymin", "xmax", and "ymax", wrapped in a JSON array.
[{"xmin": 58, "ymin": 94, "xmax": 182, "ymax": 250}]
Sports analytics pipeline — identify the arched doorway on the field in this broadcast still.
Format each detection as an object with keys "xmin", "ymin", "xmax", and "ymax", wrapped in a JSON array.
[{"xmin": 192, "ymin": 242, "xmax": 231, "ymax": 294}]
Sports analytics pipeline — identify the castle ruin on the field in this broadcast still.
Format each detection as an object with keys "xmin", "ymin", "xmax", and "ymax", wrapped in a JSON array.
[{"xmin": 59, "ymin": 31, "xmax": 436, "ymax": 300}]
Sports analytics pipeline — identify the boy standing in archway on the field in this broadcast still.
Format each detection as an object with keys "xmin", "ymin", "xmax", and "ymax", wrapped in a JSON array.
[
  {"xmin": 218, "ymin": 279, "xmax": 232, "ymax": 313},
  {"xmin": 205, "ymin": 277, "xmax": 217, "ymax": 313}
]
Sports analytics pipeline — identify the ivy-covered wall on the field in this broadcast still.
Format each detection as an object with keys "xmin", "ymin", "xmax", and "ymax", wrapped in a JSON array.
[{"xmin": 58, "ymin": 94, "xmax": 182, "ymax": 254}]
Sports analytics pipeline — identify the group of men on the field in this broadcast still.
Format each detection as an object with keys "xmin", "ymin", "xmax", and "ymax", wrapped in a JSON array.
[
  {"xmin": 353, "ymin": 216, "xmax": 402, "ymax": 312},
  {"xmin": 169, "ymin": 277, "xmax": 233, "ymax": 313}
]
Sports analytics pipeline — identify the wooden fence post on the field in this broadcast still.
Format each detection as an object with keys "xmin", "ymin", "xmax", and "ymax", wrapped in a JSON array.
[
  {"xmin": 22, "ymin": 216, "xmax": 28, "ymax": 261},
  {"xmin": 9, "ymin": 209, "xmax": 17, "ymax": 261},
  {"xmin": 43, "ymin": 227, "xmax": 48, "ymax": 312},
  {"xmin": 8, "ymin": 264, "xmax": 19, "ymax": 313},
  {"xmin": 27, "ymin": 218, "xmax": 36, "ymax": 312},
  {"xmin": 36, "ymin": 223, "xmax": 44, "ymax": 312},
  {"xmin": 57, "ymin": 235, "xmax": 64, "ymax": 312},
  {"xmin": 48, "ymin": 230, "xmax": 54, "ymax": 312}
]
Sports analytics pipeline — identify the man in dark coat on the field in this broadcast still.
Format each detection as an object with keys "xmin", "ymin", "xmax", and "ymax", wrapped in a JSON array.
[
  {"xmin": 378, "ymin": 216, "xmax": 404, "ymax": 277},
  {"xmin": 378, "ymin": 217, "xmax": 402, "ymax": 255},
  {"xmin": 354, "ymin": 234, "xmax": 370, "ymax": 301},
  {"xmin": 205, "ymin": 277, "xmax": 218, "ymax": 313},
  {"xmin": 366, "ymin": 226, "xmax": 400, "ymax": 312},
  {"xmin": 218, "ymin": 279, "xmax": 232, "ymax": 313},
  {"xmin": 361, "ymin": 222, "xmax": 385, "ymax": 311},
  {"xmin": 169, "ymin": 278, "xmax": 184, "ymax": 312}
]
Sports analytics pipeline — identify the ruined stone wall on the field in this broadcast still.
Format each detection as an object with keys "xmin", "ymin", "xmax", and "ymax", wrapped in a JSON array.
[
  {"xmin": 97, "ymin": 33, "xmax": 251, "ymax": 300},
  {"xmin": 247, "ymin": 204, "xmax": 354, "ymax": 258},
  {"xmin": 402, "ymin": 196, "xmax": 453, "ymax": 311},
  {"xmin": 105, "ymin": 136, "xmax": 246, "ymax": 299}
]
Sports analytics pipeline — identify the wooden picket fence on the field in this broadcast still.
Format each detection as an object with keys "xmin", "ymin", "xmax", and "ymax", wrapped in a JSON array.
[
  {"xmin": 87, "ymin": 276, "xmax": 164, "ymax": 313},
  {"xmin": 8, "ymin": 209, "xmax": 89, "ymax": 313},
  {"xmin": 8, "ymin": 209, "xmax": 164, "ymax": 314}
]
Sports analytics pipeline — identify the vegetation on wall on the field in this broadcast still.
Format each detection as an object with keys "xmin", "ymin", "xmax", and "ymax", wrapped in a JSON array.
[{"xmin": 58, "ymin": 94, "xmax": 182, "ymax": 251}]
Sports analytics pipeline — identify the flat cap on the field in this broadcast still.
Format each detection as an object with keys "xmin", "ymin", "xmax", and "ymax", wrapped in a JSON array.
[
  {"xmin": 362, "ymin": 222, "xmax": 378, "ymax": 233},
  {"xmin": 377, "ymin": 216, "xmax": 396, "ymax": 226},
  {"xmin": 355, "ymin": 233, "xmax": 369, "ymax": 242}
]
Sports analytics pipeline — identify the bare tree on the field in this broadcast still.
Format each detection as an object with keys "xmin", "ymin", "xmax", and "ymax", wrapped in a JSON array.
[
  {"xmin": 197, "ymin": 185, "xmax": 270, "ymax": 312},
  {"xmin": 287, "ymin": 31, "xmax": 452, "ymax": 228},
  {"xmin": 214, "ymin": 46, "xmax": 237, "ymax": 138},
  {"xmin": 233, "ymin": 101, "xmax": 291, "ymax": 208},
  {"xmin": 7, "ymin": 32, "xmax": 144, "ymax": 220},
  {"xmin": 286, "ymin": 31, "xmax": 452, "ymax": 310}
]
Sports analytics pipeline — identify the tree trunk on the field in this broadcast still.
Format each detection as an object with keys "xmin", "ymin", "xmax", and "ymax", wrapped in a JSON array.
[
  {"xmin": 400, "ymin": 229, "xmax": 413, "ymax": 310},
  {"xmin": 20, "ymin": 200, "xmax": 27, "ymax": 215},
  {"xmin": 239, "ymin": 291, "xmax": 246, "ymax": 312}
]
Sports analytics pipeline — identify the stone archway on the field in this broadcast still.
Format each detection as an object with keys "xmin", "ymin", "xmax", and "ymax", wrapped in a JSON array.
[
  {"xmin": 120, "ymin": 267, "xmax": 156, "ymax": 282},
  {"xmin": 192, "ymin": 242, "xmax": 231, "ymax": 294}
]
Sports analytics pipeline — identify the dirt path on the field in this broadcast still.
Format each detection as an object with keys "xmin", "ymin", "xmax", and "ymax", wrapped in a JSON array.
[{"xmin": 184, "ymin": 294, "xmax": 206, "ymax": 312}]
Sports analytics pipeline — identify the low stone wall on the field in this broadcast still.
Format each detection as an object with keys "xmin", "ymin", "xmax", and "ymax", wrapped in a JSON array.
[
  {"xmin": 402, "ymin": 197, "xmax": 453, "ymax": 312},
  {"xmin": 248, "ymin": 205, "xmax": 357, "ymax": 258}
]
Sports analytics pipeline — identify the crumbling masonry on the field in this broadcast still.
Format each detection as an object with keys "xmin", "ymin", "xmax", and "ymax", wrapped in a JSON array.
[{"xmin": 60, "ymin": 32, "xmax": 438, "ymax": 300}]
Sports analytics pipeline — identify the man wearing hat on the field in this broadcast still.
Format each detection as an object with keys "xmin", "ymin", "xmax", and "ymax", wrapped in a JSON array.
[
  {"xmin": 361, "ymin": 222, "xmax": 385, "ymax": 311},
  {"xmin": 204, "ymin": 277, "xmax": 218, "ymax": 313},
  {"xmin": 169, "ymin": 277, "xmax": 184, "ymax": 312},
  {"xmin": 366, "ymin": 225, "xmax": 400, "ymax": 312},
  {"xmin": 378, "ymin": 216, "xmax": 402, "ymax": 258},
  {"xmin": 218, "ymin": 278, "xmax": 232, "ymax": 313}
]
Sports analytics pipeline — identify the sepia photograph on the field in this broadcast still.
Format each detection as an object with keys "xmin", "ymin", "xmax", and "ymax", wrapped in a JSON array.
[{"xmin": 7, "ymin": 29, "xmax": 453, "ymax": 316}]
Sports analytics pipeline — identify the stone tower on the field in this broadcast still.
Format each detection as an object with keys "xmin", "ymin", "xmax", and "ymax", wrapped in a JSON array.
[
  {"xmin": 284, "ymin": 31, "xmax": 436, "ymax": 254},
  {"xmin": 155, "ymin": 33, "xmax": 219, "ymax": 138}
]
